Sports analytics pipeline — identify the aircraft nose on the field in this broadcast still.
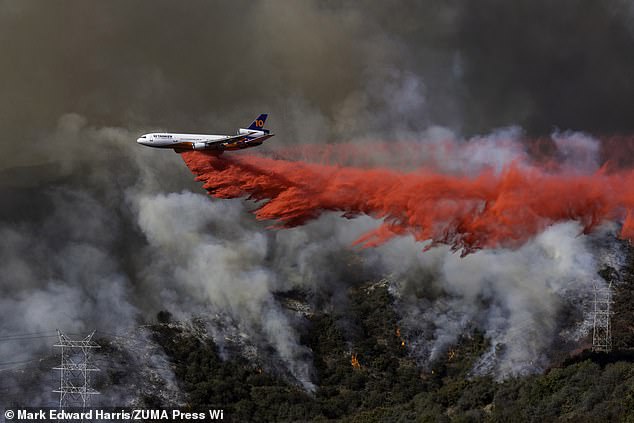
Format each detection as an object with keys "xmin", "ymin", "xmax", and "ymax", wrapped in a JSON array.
[{"xmin": 137, "ymin": 137, "xmax": 146, "ymax": 145}]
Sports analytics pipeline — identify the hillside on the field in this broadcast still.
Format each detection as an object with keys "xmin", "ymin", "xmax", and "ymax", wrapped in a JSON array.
[{"xmin": 141, "ymin": 246, "xmax": 634, "ymax": 422}]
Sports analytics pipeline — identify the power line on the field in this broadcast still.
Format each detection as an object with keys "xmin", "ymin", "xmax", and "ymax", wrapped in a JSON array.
[
  {"xmin": 0, "ymin": 357, "xmax": 49, "ymax": 368},
  {"xmin": 0, "ymin": 334, "xmax": 59, "ymax": 342},
  {"xmin": 0, "ymin": 331, "xmax": 58, "ymax": 338}
]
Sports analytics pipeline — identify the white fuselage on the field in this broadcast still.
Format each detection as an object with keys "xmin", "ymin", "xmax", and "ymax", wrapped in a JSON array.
[{"xmin": 137, "ymin": 129, "xmax": 272, "ymax": 152}]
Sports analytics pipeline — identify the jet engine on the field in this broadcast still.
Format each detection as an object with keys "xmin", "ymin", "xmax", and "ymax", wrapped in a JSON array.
[{"xmin": 193, "ymin": 142, "xmax": 207, "ymax": 150}]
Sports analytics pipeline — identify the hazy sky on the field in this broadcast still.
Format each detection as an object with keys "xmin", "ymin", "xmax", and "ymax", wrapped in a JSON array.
[{"xmin": 1, "ymin": 0, "xmax": 633, "ymax": 169}]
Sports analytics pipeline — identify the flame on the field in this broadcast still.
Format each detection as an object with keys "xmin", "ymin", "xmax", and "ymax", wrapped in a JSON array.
[
  {"xmin": 396, "ymin": 326, "xmax": 406, "ymax": 347},
  {"xmin": 181, "ymin": 149, "xmax": 634, "ymax": 255},
  {"xmin": 351, "ymin": 353, "xmax": 361, "ymax": 369},
  {"xmin": 448, "ymin": 349, "xmax": 456, "ymax": 361}
]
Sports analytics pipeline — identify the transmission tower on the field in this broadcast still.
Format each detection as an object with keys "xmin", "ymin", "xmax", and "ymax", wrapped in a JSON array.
[
  {"xmin": 53, "ymin": 330, "xmax": 100, "ymax": 409},
  {"xmin": 592, "ymin": 282, "xmax": 614, "ymax": 353}
]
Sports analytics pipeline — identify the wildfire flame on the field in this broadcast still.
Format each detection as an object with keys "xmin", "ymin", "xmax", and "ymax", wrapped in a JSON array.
[
  {"xmin": 351, "ymin": 353, "xmax": 361, "ymax": 369},
  {"xmin": 396, "ymin": 326, "xmax": 405, "ymax": 347}
]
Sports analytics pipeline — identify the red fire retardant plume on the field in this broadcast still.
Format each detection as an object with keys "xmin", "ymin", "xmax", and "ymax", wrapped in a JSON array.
[{"xmin": 181, "ymin": 151, "xmax": 634, "ymax": 255}]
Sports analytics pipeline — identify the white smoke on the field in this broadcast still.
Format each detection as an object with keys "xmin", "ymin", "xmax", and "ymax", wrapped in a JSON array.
[
  {"xmin": 379, "ymin": 222, "xmax": 607, "ymax": 378},
  {"xmin": 552, "ymin": 130, "xmax": 601, "ymax": 173},
  {"xmin": 134, "ymin": 191, "xmax": 316, "ymax": 390}
]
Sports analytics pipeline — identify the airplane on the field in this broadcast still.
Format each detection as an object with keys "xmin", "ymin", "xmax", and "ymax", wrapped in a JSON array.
[{"xmin": 136, "ymin": 114, "xmax": 274, "ymax": 153}]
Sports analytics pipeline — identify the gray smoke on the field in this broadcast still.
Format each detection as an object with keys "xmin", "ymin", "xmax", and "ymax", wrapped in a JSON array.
[
  {"xmin": 379, "ymin": 222, "xmax": 621, "ymax": 378},
  {"xmin": 134, "ymin": 191, "xmax": 317, "ymax": 389}
]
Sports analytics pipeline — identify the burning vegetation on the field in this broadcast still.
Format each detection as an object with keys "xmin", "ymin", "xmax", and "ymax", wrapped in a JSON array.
[
  {"xmin": 350, "ymin": 353, "xmax": 361, "ymax": 369},
  {"xmin": 396, "ymin": 326, "xmax": 406, "ymax": 348}
]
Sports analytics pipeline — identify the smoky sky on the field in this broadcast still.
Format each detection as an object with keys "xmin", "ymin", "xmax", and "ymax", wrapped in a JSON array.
[
  {"xmin": 457, "ymin": 0, "xmax": 634, "ymax": 135},
  {"xmin": 2, "ymin": 0, "xmax": 634, "ymax": 167}
]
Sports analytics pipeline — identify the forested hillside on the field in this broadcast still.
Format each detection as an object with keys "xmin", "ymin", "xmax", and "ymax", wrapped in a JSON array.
[{"xmin": 143, "ymin": 249, "xmax": 634, "ymax": 422}]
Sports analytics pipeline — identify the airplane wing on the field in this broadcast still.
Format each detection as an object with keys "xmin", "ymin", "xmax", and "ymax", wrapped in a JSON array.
[{"xmin": 203, "ymin": 132, "xmax": 255, "ymax": 147}]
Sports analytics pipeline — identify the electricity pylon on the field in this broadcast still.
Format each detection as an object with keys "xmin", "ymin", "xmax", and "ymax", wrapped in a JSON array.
[
  {"xmin": 592, "ymin": 282, "xmax": 613, "ymax": 353},
  {"xmin": 53, "ymin": 330, "xmax": 100, "ymax": 409}
]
